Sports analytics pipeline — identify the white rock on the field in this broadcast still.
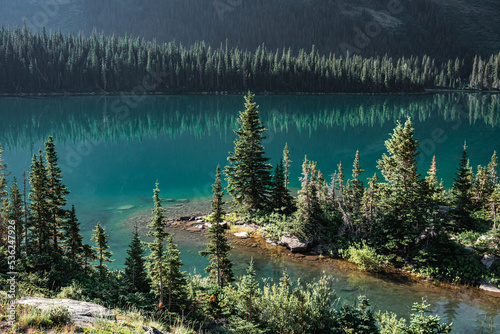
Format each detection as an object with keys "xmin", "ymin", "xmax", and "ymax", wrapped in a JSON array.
[{"xmin": 234, "ymin": 232, "xmax": 250, "ymax": 238}]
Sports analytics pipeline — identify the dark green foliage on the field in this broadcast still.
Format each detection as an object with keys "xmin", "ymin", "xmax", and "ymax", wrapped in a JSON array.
[
  {"xmin": 5, "ymin": 177, "xmax": 24, "ymax": 258},
  {"xmin": 90, "ymin": 222, "xmax": 114, "ymax": 275},
  {"xmin": 124, "ymin": 226, "xmax": 150, "ymax": 294},
  {"xmin": 164, "ymin": 235, "xmax": 187, "ymax": 311},
  {"xmin": 234, "ymin": 258, "xmax": 260, "ymax": 323},
  {"xmin": 225, "ymin": 92, "xmax": 272, "ymax": 211},
  {"xmin": 148, "ymin": 181, "xmax": 167, "ymax": 306},
  {"xmin": 0, "ymin": 144, "xmax": 7, "ymax": 224},
  {"xmin": 332, "ymin": 296, "xmax": 379, "ymax": 334},
  {"xmin": 62, "ymin": 205, "xmax": 83, "ymax": 261},
  {"xmin": 405, "ymin": 299, "xmax": 453, "ymax": 334},
  {"xmin": 200, "ymin": 166, "xmax": 234, "ymax": 288},
  {"xmin": 451, "ymin": 143, "xmax": 475, "ymax": 232},
  {"xmin": 270, "ymin": 160, "xmax": 295, "ymax": 214},
  {"xmin": 44, "ymin": 136, "xmax": 69, "ymax": 252}
]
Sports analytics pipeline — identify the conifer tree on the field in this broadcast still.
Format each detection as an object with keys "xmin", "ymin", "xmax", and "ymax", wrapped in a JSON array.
[
  {"xmin": 124, "ymin": 226, "xmax": 149, "ymax": 293},
  {"xmin": 361, "ymin": 173, "xmax": 381, "ymax": 236},
  {"xmin": 29, "ymin": 152, "xmax": 51, "ymax": 253},
  {"xmin": 425, "ymin": 156, "xmax": 446, "ymax": 204},
  {"xmin": 376, "ymin": 118, "xmax": 427, "ymax": 251},
  {"xmin": 283, "ymin": 143, "xmax": 291, "ymax": 189},
  {"xmin": 63, "ymin": 205, "xmax": 84, "ymax": 261},
  {"xmin": 0, "ymin": 144, "xmax": 7, "ymax": 219},
  {"xmin": 345, "ymin": 151, "xmax": 364, "ymax": 231},
  {"xmin": 295, "ymin": 156, "xmax": 322, "ymax": 239},
  {"xmin": 148, "ymin": 181, "xmax": 167, "ymax": 307},
  {"xmin": 451, "ymin": 143, "xmax": 475, "ymax": 231},
  {"xmin": 225, "ymin": 92, "xmax": 272, "ymax": 211},
  {"xmin": 164, "ymin": 235, "xmax": 187, "ymax": 311},
  {"xmin": 270, "ymin": 160, "xmax": 295, "ymax": 214},
  {"xmin": 91, "ymin": 222, "xmax": 113, "ymax": 275},
  {"xmin": 235, "ymin": 258, "xmax": 260, "ymax": 322},
  {"xmin": 5, "ymin": 178, "xmax": 24, "ymax": 259},
  {"xmin": 200, "ymin": 165, "xmax": 234, "ymax": 288},
  {"xmin": 44, "ymin": 136, "xmax": 69, "ymax": 252}
]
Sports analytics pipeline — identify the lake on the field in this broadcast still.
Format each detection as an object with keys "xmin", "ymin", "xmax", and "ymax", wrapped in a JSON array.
[{"xmin": 1, "ymin": 93, "xmax": 499, "ymax": 332}]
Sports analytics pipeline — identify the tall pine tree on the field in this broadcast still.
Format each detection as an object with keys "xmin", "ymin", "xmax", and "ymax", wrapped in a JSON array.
[
  {"xmin": 225, "ymin": 92, "xmax": 272, "ymax": 211},
  {"xmin": 124, "ymin": 226, "xmax": 150, "ymax": 293},
  {"xmin": 29, "ymin": 152, "xmax": 51, "ymax": 254},
  {"xmin": 63, "ymin": 205, "xmax": 84, "ymax": 261},
  {"xmin": 91, "ymin": 222, "xmax": 114, "ymax": 275},
  {"xmin": 451, "ymin": 143, "xmax": 475, "ymax": 232},
  {"xmin": 5, "ymin": 178, "xmax": 24, "ymax": 259},
  {"xmin": 200, "ymin": 165, "xmax": 234, "ymax": 288},
  {"xmin": 164, "ymin": 235, "xmax": 187, "ymax": 311}
]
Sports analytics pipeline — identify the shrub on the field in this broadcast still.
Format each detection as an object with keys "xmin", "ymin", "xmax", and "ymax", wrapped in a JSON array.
[
  {"xmin": 16, "ymin": 304, "xmax": 72, "ymax": 331},
  {"xmin": 339, "ymin": 241, "xmax": 382, "ymax": 271}
]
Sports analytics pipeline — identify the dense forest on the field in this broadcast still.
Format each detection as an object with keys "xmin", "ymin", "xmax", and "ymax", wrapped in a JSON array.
[
  {"xmin": 0, "ymin": 93, "xmax": 498, "ymax": 332},
  {"xmin": 0, "ymin": 25, "xmax": 500, "ymax": 94},
  {"xmin": 2, "ymin": 1, "xmax": 499, "ymax": 58}
]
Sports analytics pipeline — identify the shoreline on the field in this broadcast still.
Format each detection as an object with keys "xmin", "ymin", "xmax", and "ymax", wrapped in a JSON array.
[
  {"xmin": 125, "ymin": 204, "xmax": 500, "ymax": 297},
  {"xmin": 0, "ymin": 88, "xmax": 498, "ymax": 99}
]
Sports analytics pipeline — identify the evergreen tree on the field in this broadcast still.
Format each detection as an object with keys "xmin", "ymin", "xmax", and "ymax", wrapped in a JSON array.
[
  {"xmin": 0, "ymin": 145, "xmax": 8, "ymax": 246},
  {"xmin": 270, "ymin": 160, "xmax": 295, "ymax": 214},
  {"xmin": 164, "ymin": 235, "xmax": 187, "ymax": 311},
  {"xmin": 124, "ymin": 226, "xmax": 150, "ymax": 293},
  {"xmin": 376, "ymin": 118, "xmax": 427, "ymax": 252},
  {"xmin": 283, "ymin": 143, "xmax": 291, "ymax": 189},
  {"xmin": 62, "ymin": 205, "xmax": 84, "ymax": 261},
  {"xmin": 425, "ymin": 156, "xmax": 446, "ymax": 205},
  {"xmin": 5, "ymin": 178, "xmax": 24, "ymax": 259},
  {"xmin": 200, "ymin": 165, "xmax": 234, "ymax": 288},
  {"xmin": 148, "ymin": 181, "xmax": 167, "ymax": 307},
  {"xmin": 295, "ymin": 156, "xmax": 322, "ymax": 239},
  {"xmin": 91, "ymin": 222, "xmax": 114, "ymax": 275},
  {"xmin": 235, "ymin": 258, "xmax": 261, "ymax": 322},
  {"xmin": 29, "ymin": 152, "xmax": 51, "ymax": 253},
  {"xmin": 451, "ymin": 143, "xmax": 475, "ymax": 232},
  {"xmin": 44, "ymin": 136, "xmax": 69, "ymax": 252},
  {"xmin": 225, "ymin": 92, "xmax": 272, "ymax": 211},
  {"xmin": 361, "ymin": 173, "xmax": 381, "ymax": 236},
  {"xmin": 345, "ymin": 150, "xmax": 364, "ymax": 232}
]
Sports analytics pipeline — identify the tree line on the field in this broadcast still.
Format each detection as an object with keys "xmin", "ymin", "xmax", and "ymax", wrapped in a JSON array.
[{"xmin": 1, "ymin": 25, "xmax": 499, "ymax": 94}]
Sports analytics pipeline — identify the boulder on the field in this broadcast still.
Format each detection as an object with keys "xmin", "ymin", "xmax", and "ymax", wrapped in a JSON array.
[
  {"xmin": 234, "ymin": 232, "xmax": 250, "ymax": 238},
  {"xmin": 17, "ymin": 297, "xmax": 116, "ymax": 327},
  {"xmin": 280, "ymin": 234, "xmax": 311, "ymax": 253},
  {"xmin": 117, "ymin": 205, "xmax": 135, "ymax": 210},
  {"xmin": 481, "ymin": 254, "xmax": 497, "ymax": 269},
  {"xmin": 232, "ymin": 220, "xmax": 245, "ymax": 225},
  {"xmin": 266, "ymin": 238, "xmax": 277, "ymax": 246},
  {"xmin": 479, "ymin": 279, "xmax": 500, "ymax": 295},
  {"xmin": 179, "ymin": 216, "xmax": 191, "ymax": 221},
  {"xmin": 177, "ymin": 199, "xmax": 190, "ymax": 203},
  {"xmin": 142, "ymin": 325, "xmax": 171, "ymax": 334}
]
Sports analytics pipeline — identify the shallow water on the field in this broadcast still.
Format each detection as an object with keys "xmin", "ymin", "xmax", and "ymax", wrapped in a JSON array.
[{"xmin": 1, "ymin": 93, "xmax": 499, "ymax": 332}]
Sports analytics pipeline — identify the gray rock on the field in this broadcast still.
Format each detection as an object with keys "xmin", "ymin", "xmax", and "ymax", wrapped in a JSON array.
[
  {"xmin": 481, "ymin": 254, "xmax": 497, "ymax": 269},
  {"xmin": 266, "ymin": 238, "xmax": 277, "ymax": 246},
  {"xmin": 142, "ymin": 325, "xmax": 171, "ymax": 334},
  {"xmin": 232, "ymin": 220, "xmax": 244, "ymax": 225},
  {"xmin": 280, "ymin": 233, "xmax": 311, "ymax": 253},
  {"xmin": 479, "ymin": 279, "xmax": 500, "ymax": 295},
  {"xmin": 234, "ymin": 232, "xmax": 250, "ymax": 238},
  {"xmin": 177, "ymin": 199, "xmax": 190, "ymax": 203},
  {"xmin": 17, "ymin": 297, "xmax": 116, "ymax": 327},
  {"xmin": 194, "ymin": 224, "xmax": 204, "ymax": 229}
]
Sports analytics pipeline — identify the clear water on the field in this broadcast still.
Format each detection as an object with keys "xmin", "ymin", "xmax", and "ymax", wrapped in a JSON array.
[{"xmin": 1, "ymin": 93, "xmax": 499, "ymax": 332}]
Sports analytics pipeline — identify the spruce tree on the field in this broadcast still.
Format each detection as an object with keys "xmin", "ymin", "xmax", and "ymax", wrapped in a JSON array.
[
  {"xmin": 124, "ymin": 226, "xmax": 150, "ymax": 293},
  {"xmin": 283, "ymin": 143, "xmax": 292, "ymax": 189},
  {"xmin": 376, "ymin": 118, "xmax": 427, "ymax": 251},
  {"xmin": 200, "ymin": 165, "xmax": 234, "ymax": 288},
  {"xmin": 148, "ymin": 181, "xmax": 167, "ymax": 307},
  {"xmin": 295, "ymin": 156, "xmax": 322, "ymax": 239},
  {"xmin": 63, "ymin": 205, "xmax": 84, "ymax": 261},
  {"xmin": 270, "ymin": 160, "xmax": 295, "ymax": 214},
  {"xmin": 164, "ymin": 235, "xmax": 187, "ymax": 311},
  {"xmin": 345, "ymin": 151, "xmax": 364, "ymax": 232},
  {"xmin": 91, "ymin": 222, "xmax": 113, "ymax": 275},
  {"xmin": 44, "ymin": 136, "xmax": 69, "ymax": 252},
  {"xmin": 0, "ymin": 144, "xmax": 7, "ymax": 219},
  {"xmin": 225, "ymin": 92, "xmax": 273, "ymax": 211},
  {"xmin": 451, "ymin": 143, "xmax": 475, "ymax": 232},
  {"xmin": 5, "ymin": 178, "xmax": 24, "ymax": 259},
  {"xmin": 29, "ymin": 152, "xmax": 51, "ymax": 253},
  {"xmin": 235, "ymin": 258, "xmax": 260, "ymax": 322}
]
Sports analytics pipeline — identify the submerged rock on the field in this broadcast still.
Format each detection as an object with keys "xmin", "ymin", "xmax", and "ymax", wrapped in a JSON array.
[
  {"xmin": 17, "ymin": 297, "xmax": 115, "ymax": 327},
  {"xmin": 117, "ymin": 205, "xmax": 135, "ymax": 210},
  {"xmin": 234, "ymin": 232, "xmax": 250, "ymax": 238}
]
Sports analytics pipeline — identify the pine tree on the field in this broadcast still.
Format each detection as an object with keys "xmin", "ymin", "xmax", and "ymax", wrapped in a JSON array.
[
  {"xmin": 200, "ymin": 165, "xmax": 234, "ymax": 288},
  {"xmin": 5, "ymin": 178, "xmax": 24, "ymax": 259},
  {"xmin": 124, "ymin": 226, "xmax": 150, "ymax": 293},
  {"xmin": 270, "ymin": 160, "xmax": 295, "ymax": 214},
  {"xmin": 345, "ymin": 150, "xmax": 364, "ymax": 232},
  {"xmin": 283, "ymin": 143, "xmax": 291, "ymax": 189},
  {"xmin": 376, "ymin": 118, "xmax": 427, "ymax": 251},
  {"xmin": 148, "ymin": 181, "xmax": 167, "ymax": 307},
  {"xmin": 91, "ymin": 222, "xmax": 113, "ymax": 275},
  {"xmin": 451, "ymin": 143, "xmax": 475, "ymax": 232},
  {"xmin": 164, "ymin": 235, "xmax": 187, "ymax": 311},
  {"xmin": 29, "ymin": 152, "xmax": 51, "ymax": 253},
  {"xmin": 235, "ymin": 258, "xmax": 260, "ymax": 322},
  {"xmin": 63, "ymin": 205, "xmax": 84, "ymax": 261},
  {"xmin": 295, "ymin": 156, "xmax": 322, "ymax": 239},
  {"xmin": 0, "ymin": 144, "xmax": 7, "ymax": 219},
  {"xmin": 44, "ymin": 136, "xmax": 69, "ymax": 252},
  {"xmin": 425, "ymin": 156, "xmax": 446, "ymax": 204},
  {"xmin": 225, "ymin": 92, "xmax": 273, "ymax": 211}
]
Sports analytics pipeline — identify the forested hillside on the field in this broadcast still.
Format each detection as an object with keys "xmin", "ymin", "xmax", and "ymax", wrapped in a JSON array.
[{"xmin": 1, "ymin": 0, "xmax": 499, "ymax": 59}]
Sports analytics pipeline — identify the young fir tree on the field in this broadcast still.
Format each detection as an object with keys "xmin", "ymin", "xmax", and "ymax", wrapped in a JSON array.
[
  {"xmin": 425, "ymin": 156, "xmax": 446, "ymax": 205},
  {"xmin": 235, "ymin": 258, "xmax": 261, "ymax": 322},
  {"xmin": 44, "ymin": 136, "xmax": 69, "ymax": 252},
  {"xmin": 124, "ymin": 226, "xmax": 150, "ymax": 293},
  {"xmin": 451, "ymin": 143, "xmax": 475, "ymax": 232},
  {"xmin": 361, "ymin": 173, "xmax": 381, "ymax": 236},
  {"xmin": 295, "ymin": 156, "xmax": 322, "ymax": 239},
  {"xmin": 345, "ymin": 151, "xmax": 364, "ymax": 232},
  {"xmin": 283, "ymin": 143, "xmax": 291, "ymax": 189},
  {"xmin": 164, "ymin": 235, "xmax": 187, "ymax": 311},
  {"xmin": 29, "ymin": 152, "xmax": 51, "ymax": 253},
  {"xmin": 270, "ymin": 160, "xmax": 295, "ymax": 214},
  {"xmin": 91, "ymin": 222, "xmax": 113, "ymax": 275},
  {"xmin": 200, "ymin": 165, "xmax": 234, "ymax": 288},
  {"xmin": 225, "ymin": 92, "xmax": 273, "ymax": 211},
  {"xmin": 148, "ymin": 181, "xmax": 167, "ymax": 307},
  {"xmin": 62, "ymin": 205, "xmax": 84, "ymax": 261},
  {"xmin": 376, "ymin": 118, "xmax": 427, "ymax": 252},
  {"xmin": 5, "ymin": 177, "xmax": 24, "ymax": 259}
]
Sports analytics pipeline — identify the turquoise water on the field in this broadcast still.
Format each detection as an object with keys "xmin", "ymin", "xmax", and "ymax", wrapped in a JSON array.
[{"xmin": 1, "ymin": 93, "xmax": 499, "ymax": 332}]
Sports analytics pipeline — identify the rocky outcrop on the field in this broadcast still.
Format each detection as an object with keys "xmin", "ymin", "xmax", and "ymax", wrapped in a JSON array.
[
  {"xmin": 17, "ymin": 297, "xmax": 115, "ymax": 327},
  {"xmin": 280, "ymin": 234, "xmax": 311, "ymax": 253}
]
